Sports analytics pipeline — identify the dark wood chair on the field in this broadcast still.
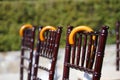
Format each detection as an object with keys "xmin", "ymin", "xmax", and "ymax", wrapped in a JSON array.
[
  {"xmin": 62, "ymin": 25, "xmax": 109, "ymax": 80},
  {"xmin": 31, "ymin": 26, "xmax": 62, "ymax": 80},
  {"xmin": 19, "ymin": 24, "xmax": 36, "ymax": 80},
  {"xmin": 116, "ymin": 21, "xmax": 120, "ymax": 71}
]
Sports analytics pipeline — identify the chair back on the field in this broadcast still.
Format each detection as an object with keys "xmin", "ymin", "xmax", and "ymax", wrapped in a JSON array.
[
  {"xmin": 19, "ymin": 24, "xmax": 36, "ymax": 80},
  {"xmin": 32, "ymin": 26, "xmax": 62, "ymax": 80},
  {"xmin": 116, "ymin": 21, "xmax": 120, "ymax": 71},
  {"xmin": 62, "ymin": 25, "xmax": 109, "ymax": 80}
]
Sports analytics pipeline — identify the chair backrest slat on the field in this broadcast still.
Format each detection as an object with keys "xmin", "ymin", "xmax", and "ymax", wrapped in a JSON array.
[
  {"xmin": 85, "ymin": 33, "xmax": 92, "ymax": 68},
  {"xmin": 76, "ymin": 34, "xmax": 82, "ymax": 66},
  {"xmin": 89, "ymin": 34, "xmax": 98, "ymax": 69},
  {"xmin": 71, "ymin": 38, "xmax": 76, "ymax": 64},
  {"xmin": 81, "ymin": 33, "xmax": 87, "ymax": 67}
]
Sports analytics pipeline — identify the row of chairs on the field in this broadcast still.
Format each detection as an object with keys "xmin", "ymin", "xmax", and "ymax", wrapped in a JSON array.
[{"xmin": 19, "ymin": 24, "xmax": 109, "ymax": 80}]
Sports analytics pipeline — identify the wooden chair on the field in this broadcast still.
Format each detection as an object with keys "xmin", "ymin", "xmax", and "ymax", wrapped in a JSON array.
[
  {"xmin": 62, "ymin": 25, "xmax": 109, "ymax": 80},
  {"xmin": 116, "ymin": 21, "xmax": 120, "ymax": 71},
  {"xmin": 19, "ymin": 24, "xmax": 36, "ymax": 80},
  {"xmin": 31, "ymin": 26, "xmax": 62, "ymax": 80}
]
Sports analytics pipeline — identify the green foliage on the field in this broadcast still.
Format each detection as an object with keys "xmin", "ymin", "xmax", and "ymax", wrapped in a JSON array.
[{"xmin": 0, "ymin": 0, "xmax": 120, "ymax": 51}]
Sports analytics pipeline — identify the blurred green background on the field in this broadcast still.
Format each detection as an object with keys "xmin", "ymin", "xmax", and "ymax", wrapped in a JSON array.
[{"xmin": 0, "ymin": 0, "xmax": 120, "ymax": 51}]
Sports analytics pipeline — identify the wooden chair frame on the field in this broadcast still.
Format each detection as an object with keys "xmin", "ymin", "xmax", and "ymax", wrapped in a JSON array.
[
  {"xmin": 31, "ymin": 26, "xmax": 62, "ymax": 80},
  {"xmin": 20, "ymin": 25, "xmax": 36, "ymax": 80},
  {"xmin": 116, "ymin": 21, "xmax": 120, "ymax": 71},
  {"xmin": 62, "ymin": 25, "xmax": 109, "ymax": 80}
]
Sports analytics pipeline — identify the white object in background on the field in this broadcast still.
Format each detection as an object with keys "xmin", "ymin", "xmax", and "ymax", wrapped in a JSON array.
[{"xmin": 83, "ymin": 72, "xmax": 92, "ymax": 80}]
